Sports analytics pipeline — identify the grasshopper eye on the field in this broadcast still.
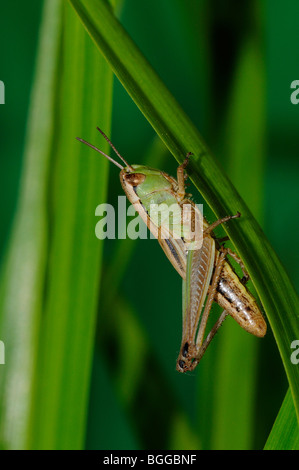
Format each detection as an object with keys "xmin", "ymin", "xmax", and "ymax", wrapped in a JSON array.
[{"xmin": 124, "ymin": 173, "xmax": 146, "ymax": 186}]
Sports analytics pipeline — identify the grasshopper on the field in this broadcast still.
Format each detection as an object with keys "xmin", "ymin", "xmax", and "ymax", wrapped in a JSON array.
[{"xmin": 77, "ymin": 128, "xmax": 267, "ymax": 373}]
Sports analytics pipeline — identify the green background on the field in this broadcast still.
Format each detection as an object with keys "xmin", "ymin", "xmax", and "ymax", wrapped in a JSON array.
[{"xmin": 0, "ymin": 0, "xmax": 298, "ymax": 450}]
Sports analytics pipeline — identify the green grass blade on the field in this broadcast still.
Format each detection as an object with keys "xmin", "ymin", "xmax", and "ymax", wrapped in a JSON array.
[
  {"xmin": 0, "ymin": 0, "xmax": 62, "ymax": 449},
  {"xmin": 69, "ymin": 0, "xmax": 299, "ymax": 423},
  {"xmin": 27, "ymin": 3, "xmax": 113, "ymax": 449},
  {"xmin": 264, "ymin": 388, "xmax": 299, "ymax": 450},
  {"xmin": 0, "ymin": 0, "xmax": 113, "ymax": 450}
]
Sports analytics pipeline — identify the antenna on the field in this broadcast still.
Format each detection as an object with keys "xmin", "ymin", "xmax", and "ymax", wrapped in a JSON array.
[
  {"xmin": 96, "ymin": 127, "xmax": 133, "ymax": 170},
  {"xmin": 76, "ymin": 137, "xmax": 124, "ymax": 170},
  {"xmin": 76, "ymin": 127, "xmax": 134, "ymax": 171}
]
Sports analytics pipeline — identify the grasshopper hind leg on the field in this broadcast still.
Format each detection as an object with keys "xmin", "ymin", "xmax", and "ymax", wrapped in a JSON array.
[
  {"xmin": 190, "ymin": 247, "xmax": 229, "ymax": 371},
  {"xmin": 206, "ymin": 212, "xmax": 250, "ymax": 283},
  {"xmin": 203, "ymin": 212, "xmax": 241, "ymax": 236},
  {"xmin": 224, "ymin": 246, "xmax": 250, "ymax": 284},
  {"xmin": 176, "ymin": 246, "xmax": 229, "ymax": 373},
  {"xmin": 192, "ymin": 310, "xmax": 228, "ymax": 367}
]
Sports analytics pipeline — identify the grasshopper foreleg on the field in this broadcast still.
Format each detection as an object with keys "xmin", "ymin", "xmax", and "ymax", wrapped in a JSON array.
[{"xmin": 177, "ymin": 152, "xmax": 193, "ymax": 201}]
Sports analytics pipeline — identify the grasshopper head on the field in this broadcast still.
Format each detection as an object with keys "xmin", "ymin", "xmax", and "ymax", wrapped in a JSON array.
[
  {"xmin": 121, "ymin": 169, "xmax": 146, "ymax": 187},
  {"xmin": 120, "ymin": 165, "xmax": 174, "ymax": 204}
]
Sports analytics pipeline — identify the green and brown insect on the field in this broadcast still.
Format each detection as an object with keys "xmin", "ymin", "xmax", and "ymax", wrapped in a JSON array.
[{"xmin": 77, "ymin": 128, "xmax": 267, "ymax": 373}]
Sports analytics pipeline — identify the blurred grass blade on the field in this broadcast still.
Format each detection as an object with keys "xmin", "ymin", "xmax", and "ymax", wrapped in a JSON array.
[
  {"xmin": 0, "ymin": 0, "xmax": 62, "ymax": 449},
  {"xmin": 27, "ymin": 3, "xmax": 113, "ymax": 449},
  {"xmin": 0, "ymin": 0, "xmax": 113, "ymax": 449},
  {"xmin": 265, "ymin": 388, "xmax": 299, "ymax": 450},
  {"xmin": 98, "ymin": 295, "xmax": 200, "ymax": 450},
  {"xmin": 211, "ymin": 32, "xmax": 266, "ymax": 450},
  {"xmin": 70, "ymin": 0, "xmax": 299, "ymax": 423}
]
